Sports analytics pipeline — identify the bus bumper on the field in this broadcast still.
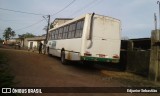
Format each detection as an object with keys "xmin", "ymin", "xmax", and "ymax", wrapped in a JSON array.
[{"xmin": 80, "ymin": 56, "xmax": 119, "ymax": 63}]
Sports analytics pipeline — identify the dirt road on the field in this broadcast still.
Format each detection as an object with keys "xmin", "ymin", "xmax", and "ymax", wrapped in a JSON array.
[{"xmin": 0, "ymin": 48, "xmax": 159, "ymax": 96}]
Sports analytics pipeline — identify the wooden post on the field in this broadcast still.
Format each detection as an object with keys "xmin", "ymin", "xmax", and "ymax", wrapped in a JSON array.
[{"xmin": 149, "ymin": 30, "xmax": 160, "ymax": 82}]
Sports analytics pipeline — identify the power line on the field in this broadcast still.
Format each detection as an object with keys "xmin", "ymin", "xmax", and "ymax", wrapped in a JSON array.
[
  {"xmin": 68, "ymin": 0, "xmax": 99, "ymax": 17},
  {"xmin": 51, "ymin": 0, "xmax": 76, "ymax": 16},
  {"xmin": 0, "ymin": 0, "xmax": 76, "ymax": 17},
  {"xmin": 0, "ymin": 0, "xmax": 76, "ymax": 32},
  {"xmin": 0, "ymin": 7, "xmax": 46, "ymax": 16},
  {"xmin": 0, "ymin": 18, "xmax": 26, "ymax": 23},
  {"xmin": 14, "ymin": 19, "xmax": 45, "ymax": 31}
]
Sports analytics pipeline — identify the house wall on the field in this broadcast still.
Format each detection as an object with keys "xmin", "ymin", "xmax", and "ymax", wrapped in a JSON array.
[
  {"xmin": 28, "ymin": 41, "xmax": 37, "ymax": 49},
  {"xmin": 23, "ymin": 36, "xmax": 45, "ymax": 48},
  {"xmin": 28, "ymin": 40, "xmax": 44, "ymax": 50},
  {"xmin": 24, "ymin": 38, "xmax": 29, "ymax": 48}
]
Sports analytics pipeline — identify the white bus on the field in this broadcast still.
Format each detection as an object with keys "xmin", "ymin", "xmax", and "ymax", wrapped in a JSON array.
[{"xmin": 47, "ymin": 13, "xmax": 121, "ymax": 64}]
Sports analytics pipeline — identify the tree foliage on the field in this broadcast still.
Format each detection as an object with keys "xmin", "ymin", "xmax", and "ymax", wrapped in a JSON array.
[
  {"xmin": 50, "ymin": 23, "xmax": 53, "ymax": 29},
  {"xmin": 3, "ymin": 27, "xmax": 16, "ymax": 41},
  {"xmin": 18, "ymin": 32, "xmax": 35, "ymax": 38}
]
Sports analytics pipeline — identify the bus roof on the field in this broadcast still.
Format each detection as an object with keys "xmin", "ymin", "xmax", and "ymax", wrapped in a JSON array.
[{"xmin": 49, "ymin": 13, "xmax": 120, "ymax": 32}]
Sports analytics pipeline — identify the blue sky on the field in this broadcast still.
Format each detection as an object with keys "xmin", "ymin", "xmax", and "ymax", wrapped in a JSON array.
[{"xmin": 0, "ymin": 0, "xmax": 159, "ymax": 39}]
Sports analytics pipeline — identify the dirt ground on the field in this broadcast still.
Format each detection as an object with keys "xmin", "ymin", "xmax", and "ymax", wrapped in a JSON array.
[{"xmin": 0, "ymin": 48, "xmax": 159, "ymax": 96}]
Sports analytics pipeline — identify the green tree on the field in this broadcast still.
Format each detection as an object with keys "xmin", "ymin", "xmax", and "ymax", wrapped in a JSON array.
[
  {"xmin": 18, "ymin": 32, "xmax": 35, "ymax": 38},
  {"xmin": 50, "ymin": 23, "xmax": 53, "ymax": 29},
  {"xmin": 3, "ymin": 27, "xmax": 16, "ymax": 41}
]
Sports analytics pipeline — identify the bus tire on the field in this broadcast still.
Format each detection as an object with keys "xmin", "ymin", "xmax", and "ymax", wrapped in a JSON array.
[{"xmin": 61, "ymin": 51, "xmax": 66, "ymax": 64}]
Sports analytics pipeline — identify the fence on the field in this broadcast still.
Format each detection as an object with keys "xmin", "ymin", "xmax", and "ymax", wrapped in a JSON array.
[
  {"xmin": 126, "ymin": 51, "xmax": 150, "ymax": 76},
  {"xmin": 120, "ymin": 30, "xmax": 160, "ymax": 82}
]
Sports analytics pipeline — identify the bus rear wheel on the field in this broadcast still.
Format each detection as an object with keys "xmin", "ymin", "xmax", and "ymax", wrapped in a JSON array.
[{"xmin": 61, "ymin": 51, "xmax": 66, "ymax": 64}]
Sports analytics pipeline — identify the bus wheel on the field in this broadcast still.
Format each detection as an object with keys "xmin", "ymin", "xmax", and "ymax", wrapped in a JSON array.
[{"xmin": 61, "ymin": 51, "xmax": 66, "ymax": 64}]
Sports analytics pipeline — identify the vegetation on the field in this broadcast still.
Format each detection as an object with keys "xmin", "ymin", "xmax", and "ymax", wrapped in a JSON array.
[
  {"xmin": 50, "ymin": 23, "xmax": 53, "ymax": 29},
  {"xmin": 18, "ymin": 32, "xmax": 35, "ymax": 38},
  {"xmin": 3, "ymin": 27, "xmax": 16, "ymax": 41}
]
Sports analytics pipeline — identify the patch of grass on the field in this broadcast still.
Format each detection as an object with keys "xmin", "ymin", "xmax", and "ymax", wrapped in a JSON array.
[
  {"xmin": 0, "ymin": 52, "xmax": 21, "ymax": 96},
  {"xmin": 101, "ymin": 70, "xmax": 160, "ymax": 87}
]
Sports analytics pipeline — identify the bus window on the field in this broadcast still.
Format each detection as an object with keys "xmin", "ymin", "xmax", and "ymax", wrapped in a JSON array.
[
  {"xmin": 48, "ymin": 32, "xmax": 51, "ymax": 40},
  {"xmin": 68, "ymin": 24, "xmax": 72, "ymax": 39},
  {"xmin": 50, "ymin": 32, "xmax": 52, "ymax": 40},
  {"xmin": 52, "ymin": 31, "xmax": 55, "ymax": 40},
  {"xmin": 55, "ymin": 29, "xmax": 59, "ymax": 40},
  {"xmin": 63, "ymin": 26, "xmax": 69, "ymax": 39},
  {"xmin": 71, "ymin": 23, "xmax": 76, "ymax": 38},
  {"xmin": 75, "ymin": 20, "xmax": 84, "ymax": 38},
  {"xmin": 68, "ymin": 23, "xmax": 76, "ymax": 39},
  {"xmin": 58, "ymin": 28, "xmax": 63, "ymax": 39}
]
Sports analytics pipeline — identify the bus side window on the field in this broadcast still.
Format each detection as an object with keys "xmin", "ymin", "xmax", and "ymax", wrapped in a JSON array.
[
  {"xmin": 68, "ymin": 24, "xmax": 72, "ymax": 39},
  {"xmin": 63, "ymin": 26, "xmax": 68, "ymax": 39},
  {"xmin": 68, "ymin": 23, "xmax": 76, "ymax": 39},
  {"xmin": 80, "ymin": 21, "xmax": 84, "ymax": 37},
  {"xmin": 58, "ymin": 28, "xmax": 63, "ymax": 39},
  {"xmin": 75, "ymin": 20, "xmax": 84, "ymax": 38},
  {"xmin": 52, "ymin": 31, "xmax": 55, "ymax": 40},
  {"xmin": 49, "ymin": 32, "xmax": 51, "ymax": 40},
  {"xmin": 55, "ymin": 29, "xmax": 59, "ymax": 40},
  {"xmin": 71, "ymin": 23, "xmax": 76, "ymax": 38},
  {"xmin": 48, "ymin": 32, "xmax": 51, "ymax": 40}
]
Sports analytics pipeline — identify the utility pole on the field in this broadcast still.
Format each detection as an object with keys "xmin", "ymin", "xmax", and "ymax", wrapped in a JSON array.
[
  {"xmin": 158, "ymin": 1, "xmax": 160, "ymax": 30},
  {"xmin": 43, "ymin": 15, "xmax": 50, "ymax": 54},
  {"xmin": 157, "ymin": 1, "xmax": 160, "ymax": 40},
  {"xmin": 154, "ymin": 13, "xmax": 157, "ymax": 30},
  {"xmin": 45, "ymin": 15, "xmax": 50, "ymax": 44}
]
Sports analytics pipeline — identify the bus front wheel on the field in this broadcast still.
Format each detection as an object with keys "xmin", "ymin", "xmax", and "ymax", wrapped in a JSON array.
[{"xmin": 61, "ymin": 51, "xmax": 66, "ymax": 64}]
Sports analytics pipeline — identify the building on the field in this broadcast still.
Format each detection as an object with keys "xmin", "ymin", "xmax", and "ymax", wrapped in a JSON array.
[
  {"xmin": 121, "ymin": 38, "xmax": 151, "ymax": 51},
  {"xmin": 51, "ymin": 18, "xmax": 72, "ymax": 28},
  {"xmin": 23, "ymin": 36, "xmax": 45, "ymax": 50},
  {"xmin": 3, "ymin": 38, "xmax": 21, "ymax": 45},
  {"xmin": 130, "ymin": 38, "xmax": 151, "ymax": 50}
]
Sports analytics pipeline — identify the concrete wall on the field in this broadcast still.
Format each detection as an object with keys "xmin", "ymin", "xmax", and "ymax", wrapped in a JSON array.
[
  {"xmin": 126, "ymin": 51, "xmax": 150, "ymax": 76},
  {"xmin": 23, "ymin": 36, "xmax": 45, "ymax": 48},
  {"xmin": 28, "ymin": 41, "xmax": 44, "ymax": 50},
  {"xmin": 28, "ymin": 41, "xmax": 37, "ymax": 49},
  {"xmin": 149, "ymin": 30, "xmax": 160, "ymax": 81}
]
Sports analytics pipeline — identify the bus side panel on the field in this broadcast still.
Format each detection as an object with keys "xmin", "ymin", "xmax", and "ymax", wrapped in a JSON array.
[{"xmin": 50, "ymin": 38, "xmax": 82, "ymax": 61}]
